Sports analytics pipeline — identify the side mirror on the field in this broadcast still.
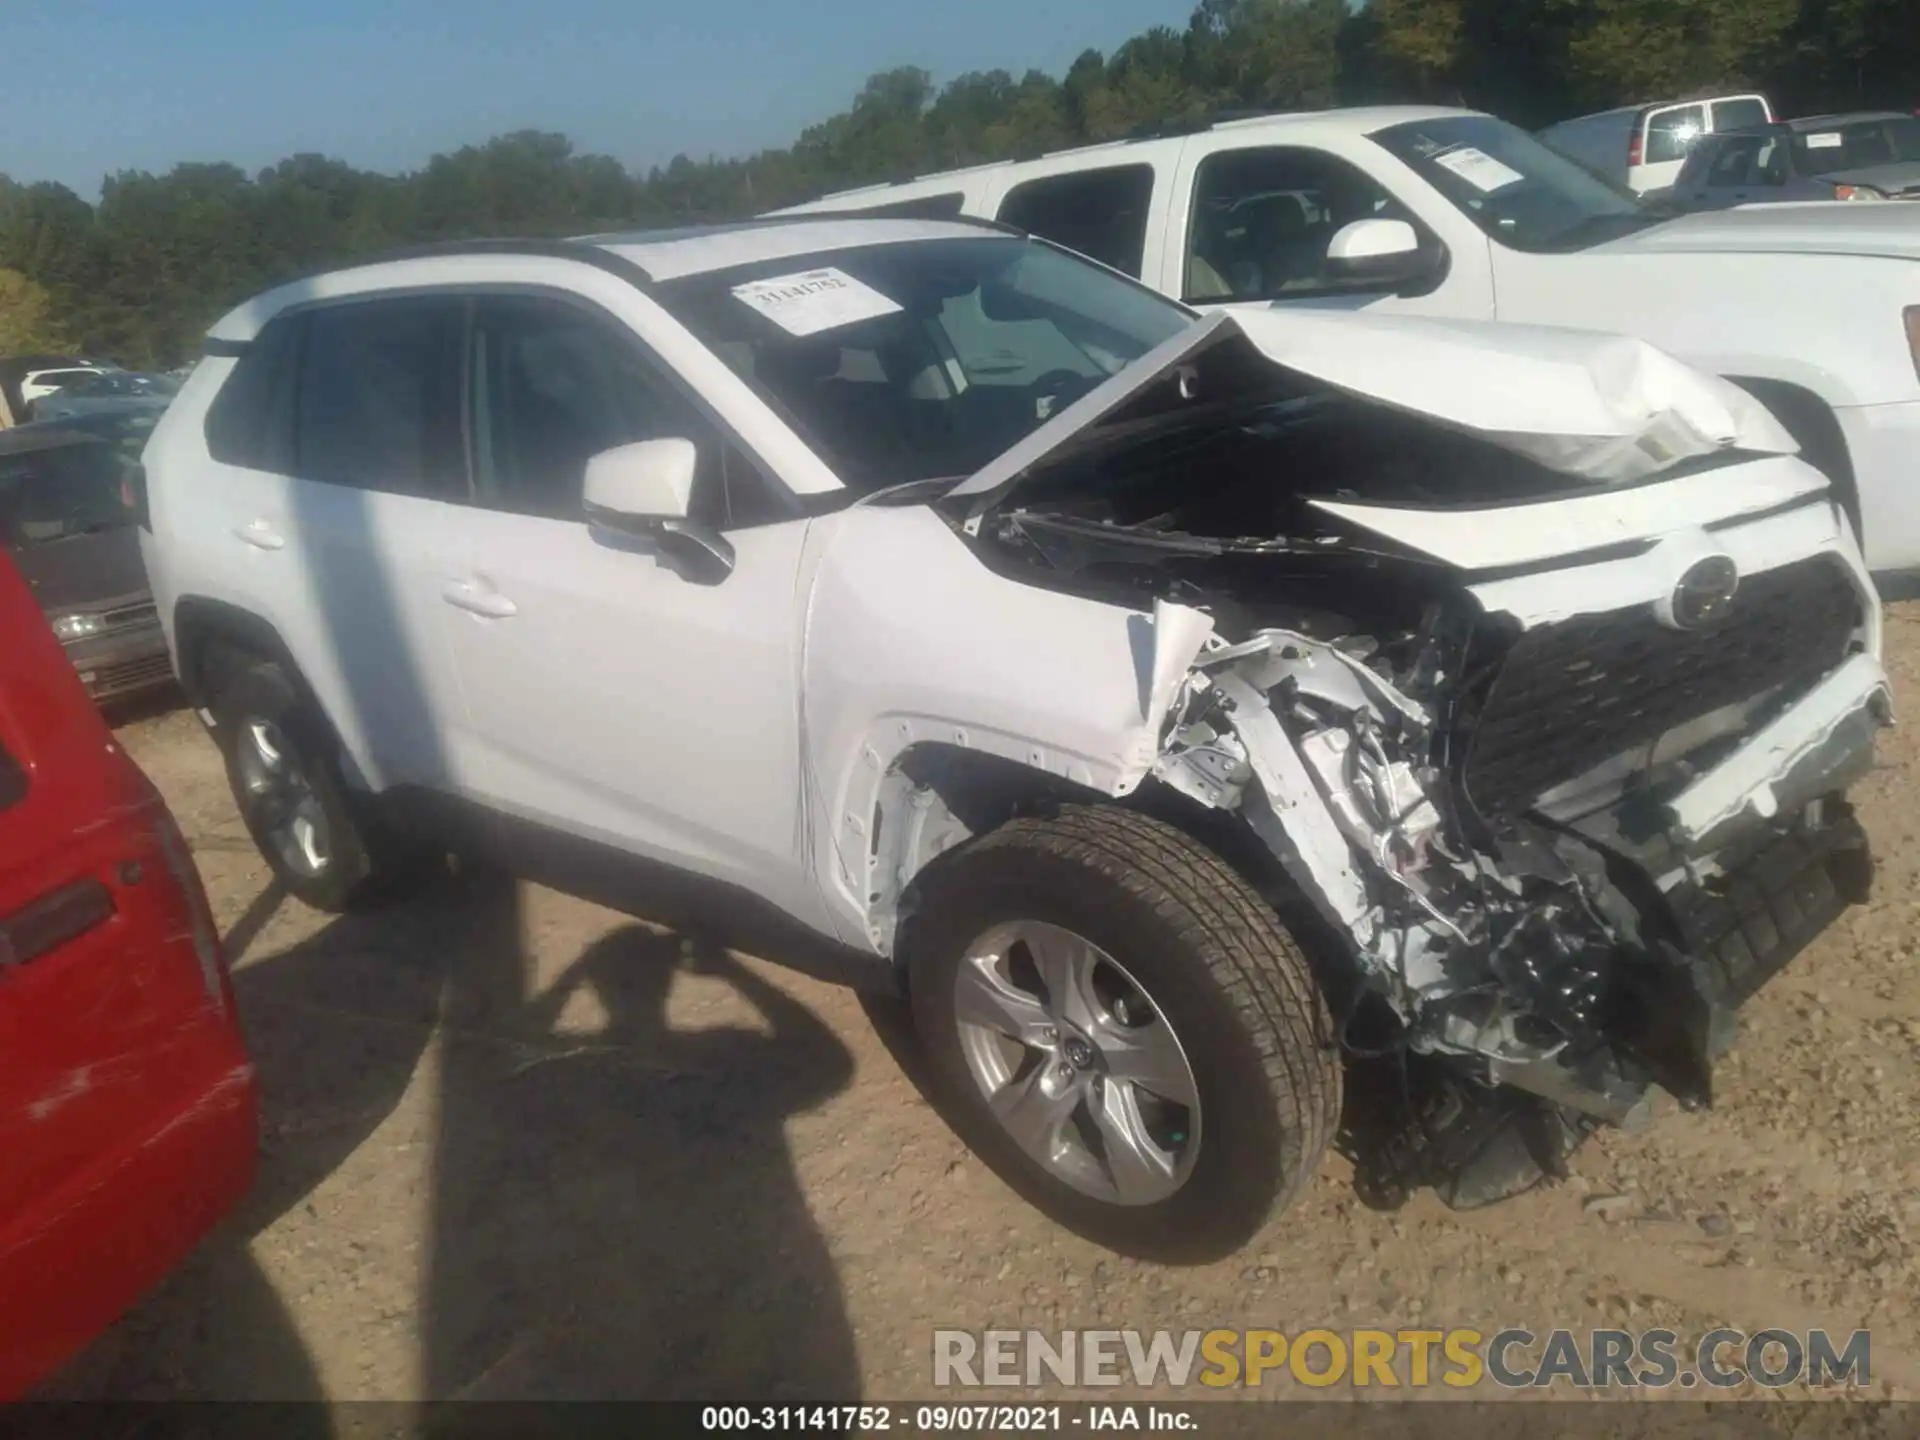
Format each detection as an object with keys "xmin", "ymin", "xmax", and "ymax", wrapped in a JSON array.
[
  {"xmin": 583, "ymin": 438, "xmax": 735, "ymax": 582},
  {"xmin": 1325, "ymin": 218, "xmax": 1434, "ymax": 290}
]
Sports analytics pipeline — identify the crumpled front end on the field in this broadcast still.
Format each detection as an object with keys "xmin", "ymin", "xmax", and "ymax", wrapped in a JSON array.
[{"xmin": 1143, "ymin": 484, "xmax": 1887, "ymax": 1208}]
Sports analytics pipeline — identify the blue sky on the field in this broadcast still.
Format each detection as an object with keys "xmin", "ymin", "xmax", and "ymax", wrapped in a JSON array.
[{"xmin": 10, "ymin": 0, "xmax": 1195, "ymax": 197}]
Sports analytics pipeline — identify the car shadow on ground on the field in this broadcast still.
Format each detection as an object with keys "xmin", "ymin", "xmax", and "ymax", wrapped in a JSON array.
[{"xmin": 47, "ymin": 865, "xmax": 861, "ymax": 1405}]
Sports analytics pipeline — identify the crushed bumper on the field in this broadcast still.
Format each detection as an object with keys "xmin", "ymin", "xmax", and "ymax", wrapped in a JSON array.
[{"xmin": 1666, "ymin": 651, "xmax": 1891, "ymax": 849}]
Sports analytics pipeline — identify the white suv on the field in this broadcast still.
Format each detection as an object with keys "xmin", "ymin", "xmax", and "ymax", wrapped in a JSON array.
[
  {"xmin": 772, "ymin": 108, "xmax": 1920, "ymax": 581},
  {"xmin": 141, "ymin": 217, "xmax": 1889, "ymax": 1257}
]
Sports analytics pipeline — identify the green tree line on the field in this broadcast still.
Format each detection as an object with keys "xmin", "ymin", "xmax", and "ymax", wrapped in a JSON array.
[{"xmin": 3, "ymin": 0, "xmax": 1914, "ymax": 368}]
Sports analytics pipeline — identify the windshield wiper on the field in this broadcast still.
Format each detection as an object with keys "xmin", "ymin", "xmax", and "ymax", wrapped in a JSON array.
[{"xmin": 855, "ymin": 476, "xmax": 964, "ymax": 507}]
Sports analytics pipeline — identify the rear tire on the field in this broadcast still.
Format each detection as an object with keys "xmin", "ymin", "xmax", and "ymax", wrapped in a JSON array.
[
  {"xmin": 905, "ymin": 804, "xmax": 1340, "ymax": 1262},
  {"xmin": 214, "ymin": 658, "xmax": 432, "ymax": 912}
]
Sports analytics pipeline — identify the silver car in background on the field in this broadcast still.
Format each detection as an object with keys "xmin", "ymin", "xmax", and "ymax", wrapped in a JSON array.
[{"xmin": 1675, "ymin": 112, "xmax": 1920, "ymax": 209}]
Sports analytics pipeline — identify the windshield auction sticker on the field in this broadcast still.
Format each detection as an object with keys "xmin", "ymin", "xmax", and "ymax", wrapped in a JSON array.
[
  {"xmin": 1433, "ymin": 145, "xmax": 1525, "ymax": 193},
  {"xmin": 730, "ymin": 267, "xmax": 902, "ymax": 337}
]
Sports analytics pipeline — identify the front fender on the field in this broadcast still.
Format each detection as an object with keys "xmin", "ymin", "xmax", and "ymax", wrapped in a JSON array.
[{"xmin": 798, "ymin": 506, "xmax": 1213, "ymax": 949}]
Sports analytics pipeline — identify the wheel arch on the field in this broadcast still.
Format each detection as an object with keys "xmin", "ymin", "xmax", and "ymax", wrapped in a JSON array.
[
  {"xmin": 171, "ymin": 596, "xmax": 307, "ymax": 715},
  {"xmin": 1726, "ymin": 376, "xmax": 1863, "ymax": 543},
  {"xmin": 870, "ymin": 742, "xmax": 1351, "ymax": 1001}
]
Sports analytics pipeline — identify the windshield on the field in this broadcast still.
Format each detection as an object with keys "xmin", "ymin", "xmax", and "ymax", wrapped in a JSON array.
[
  {"xmin": 1794, "ymin": 116, "xmax": 1920, "ymax": 172},
  {"xmin": 0, "ymin": 442, "xmax": 140, "ymax": 550},
  {"xmin": 1371, "ymin": 115, "xmax": 1662, "ymax": 254},
  {"xmin": 652, "ymin": 236, "xmax": 1193, "ymax": 493}
]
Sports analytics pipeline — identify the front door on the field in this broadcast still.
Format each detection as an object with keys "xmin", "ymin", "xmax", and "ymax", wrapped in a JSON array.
[
  {"xmin": 435, "ymin": 291, "xmax": 823, "ymax": 923},
  {"xmin": 1163, "ymin": 139, "xmax": 1494, "ymax": 320}
]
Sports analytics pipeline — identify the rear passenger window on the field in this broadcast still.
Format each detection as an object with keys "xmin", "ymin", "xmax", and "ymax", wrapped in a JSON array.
[
  {"xmin": 1644, "ymin": 105, "xmax": 1706, "ymax": 165},
  {"xmin": 1711, "ymin": 98, "xmax": 1770, "ymax": 133},
  {"xmin": 294, "ymin": 297, "xmax": 466, "ymax": 499},
  {"xmin": 204, "ymin": 317, "xmax": 300, "ymax": 472},
  {"xmin": 996, "ymin": 165, "xmax": 1155, "ymax": 277}
]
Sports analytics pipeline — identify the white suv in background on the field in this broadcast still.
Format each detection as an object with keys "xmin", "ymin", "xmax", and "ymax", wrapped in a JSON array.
[
  {"xmin": 1538, "ymin": 94, "xmax": 1775, "ymax": 194},
  {"xmin": 772, "ymin": 107, "xmax": 1920, "ymax": 583},
  {"xmin": 141, "ymin": 217, "xmax": 1887, "ymax": 1256}
]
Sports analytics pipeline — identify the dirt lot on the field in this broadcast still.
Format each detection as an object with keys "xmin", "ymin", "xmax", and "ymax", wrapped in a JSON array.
[{"xmin": 46, "ymin": 608, "xmax": 1920, "ymax": 1406}]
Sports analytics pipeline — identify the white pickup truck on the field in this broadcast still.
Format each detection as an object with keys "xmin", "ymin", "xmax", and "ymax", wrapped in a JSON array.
[{"xmin": 774, "ymin": 106, "xmax": 1920, "ymax": 581}]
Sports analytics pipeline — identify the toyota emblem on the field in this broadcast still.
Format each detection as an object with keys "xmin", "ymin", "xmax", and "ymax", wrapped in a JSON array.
[{"xmin": 1661, "ymin": 555, "xmax": 1740, "ymax": 631}]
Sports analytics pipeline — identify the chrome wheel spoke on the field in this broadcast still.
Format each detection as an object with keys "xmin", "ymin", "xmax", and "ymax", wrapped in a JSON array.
[
  {"xmin": 1025, "ymin": 925, "xmax": 1101, "ymax": 1033},
  {"xmin": 953, "ymin": 918, "xmax": 1201, "ymax": 1209},
  {"xmin": 954, "ymin": 960, "xmax": 1055, "ymax": 1049},
  {"xmin": 246, "ymin": 721, "xmax": 286, "ymax": 775},
  {"xmin": 235, "ymin": 714, "xmax": 331, "ymax": 880},
  {"xmin": 989, "ymin": 1068, "xmax": 1082, "ymax": 1164},
  {"xmin": 1093, "ymin": 1078, "xmax": 1180, "ymax": 1205},
  {"xmin": 1100, "ymin": 1020, "xmax": 1199, "ymax": 1109},
  {"xmin": 290, "ymin": 799, "xmax": 329, "ymax": 873}
]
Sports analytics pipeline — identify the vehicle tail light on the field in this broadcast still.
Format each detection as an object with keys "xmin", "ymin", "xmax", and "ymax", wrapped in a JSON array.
[
  {"xmin": 1628, "ymin": 129, "xmax": 1642, "ymax": 168},
  {"xmin": 1906, "ymin": 307, "xmax": 1920, "ymax": 384},
  {"xmin": 151, "ymin": 809, "xmax": 231, "ymax": 1014},
  {"xmin": 1834, "ymin": 184, "xmax": 1884, "ymax": 202}
]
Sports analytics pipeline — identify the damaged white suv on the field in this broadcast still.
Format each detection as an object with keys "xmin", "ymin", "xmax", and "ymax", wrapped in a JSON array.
[{"xmin": 141, "ymin": 217, "xmax": 1890, "ymax": 1259}]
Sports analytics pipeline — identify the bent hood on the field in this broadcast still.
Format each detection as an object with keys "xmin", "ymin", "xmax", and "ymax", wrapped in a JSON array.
[
  {"xmin": 948, "ymin": 308, "xmax": 1798, "ymax": 513},
  {"xmin": 1593, "ymin": 201, "xmax": 1920, "ymax": 260}
]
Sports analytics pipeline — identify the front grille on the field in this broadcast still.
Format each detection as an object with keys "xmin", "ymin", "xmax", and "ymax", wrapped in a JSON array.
[
  {"xmin": 99, "ymin": 600, "xmax": 159, "ymax": 629},
  {"xmin": 76, "ymin": 651, "xmax": 175, "ymax": 700},
  {"xmin": 1458, "ymin": 556, "xmax": 1861, "ymax": 818}
]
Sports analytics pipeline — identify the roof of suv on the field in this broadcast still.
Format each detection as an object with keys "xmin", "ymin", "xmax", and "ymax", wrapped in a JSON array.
[
  {"xmin": 776, "ymin": 106, "xmax": 1475, "ymax": 209},
  {"xmin": 204, "ymin": 215, "xmax": 1017, "ymax": 345}
]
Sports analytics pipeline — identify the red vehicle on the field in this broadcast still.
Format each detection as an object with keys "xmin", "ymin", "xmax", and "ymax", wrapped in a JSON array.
[{"xmin": 0, "ymin": 546, "xmax": 256, "ymax": 1399}]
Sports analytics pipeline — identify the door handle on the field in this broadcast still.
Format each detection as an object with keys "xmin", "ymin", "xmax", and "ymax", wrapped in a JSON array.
[
  {"xmin": 234, "ymin": 521, "xmax": 284, "ymax": 551},
  {"xmin": 441, "ymin": 579, "xmax": 518, "ymax": 619}
]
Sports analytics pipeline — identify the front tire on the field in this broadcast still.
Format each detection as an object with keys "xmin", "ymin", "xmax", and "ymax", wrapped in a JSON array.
[
  {"xmin": 905, "ymin": 804, "xmax": 1339, "ymax": 1262},
  {"xmin": 214, "ymin": 658, "xmax": 429, "ymax": 912}
]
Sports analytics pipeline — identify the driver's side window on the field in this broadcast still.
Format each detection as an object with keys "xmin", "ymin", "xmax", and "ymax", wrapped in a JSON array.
[
  {"xmin": 1184, "ymin": 146, "xmax": 1428, "ymax": 304},
  {"xmin": 469, "ymin": 294, "xmax": 789, "ymax": 530}
]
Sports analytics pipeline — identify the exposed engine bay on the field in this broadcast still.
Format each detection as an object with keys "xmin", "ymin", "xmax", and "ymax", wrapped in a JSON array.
[{"xmin": 952, "ymin": 372, "xmax": 1889, "ymax": 1210}]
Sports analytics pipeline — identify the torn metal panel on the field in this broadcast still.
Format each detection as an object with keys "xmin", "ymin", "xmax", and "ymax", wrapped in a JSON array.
[{"xmin": 1229, "ymin": 308, "xmax": 1800, "ymax": 482}]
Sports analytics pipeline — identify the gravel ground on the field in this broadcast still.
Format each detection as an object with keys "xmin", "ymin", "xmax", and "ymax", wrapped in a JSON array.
[{"xmin": 45, "ymin": 607, "xmax": 1920, "ymax": 1407}]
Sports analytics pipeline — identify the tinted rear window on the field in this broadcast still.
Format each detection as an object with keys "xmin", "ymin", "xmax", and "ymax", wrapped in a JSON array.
[
  {"xmin": 293, "ymin": 297, "xmax": 466, "ymax": 498},
  {"xmin": 204, "ymin": 317, "xmax": 300, "ymax": 472},
  {"xmin": 996, "ymin": 165, "xmax": 1156, "ymax": 277},
  {"xmin": 1713, "ymin": 98, "xmax": 1770, "ymax": 132}
]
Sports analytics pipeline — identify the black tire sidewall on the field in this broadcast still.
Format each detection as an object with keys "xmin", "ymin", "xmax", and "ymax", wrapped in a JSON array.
[
  {"xmin": 908, "ymin": 825, "xmax": 1314, "ymax": 1262},
  {"xmin": 215, "ymin": 662, "xmax": 377, "ymax": 912}
]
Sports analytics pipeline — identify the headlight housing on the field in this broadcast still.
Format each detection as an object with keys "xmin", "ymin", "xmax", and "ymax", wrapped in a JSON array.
[{"xmin": 50, "ymin": 613, "xmax": 104, "ymax": 642}]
